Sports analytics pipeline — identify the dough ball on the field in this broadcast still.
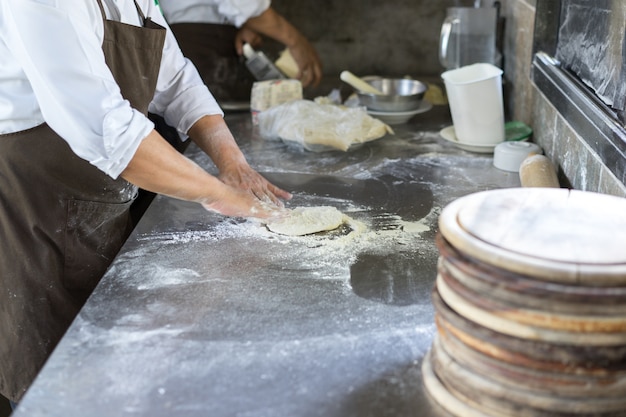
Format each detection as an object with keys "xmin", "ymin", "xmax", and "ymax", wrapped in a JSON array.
[{"xmin": 266, "ymin": 206, "xmax": 345, "ymax": 236}]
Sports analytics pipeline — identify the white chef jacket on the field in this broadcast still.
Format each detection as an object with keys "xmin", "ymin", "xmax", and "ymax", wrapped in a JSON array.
[
  {"xmin": 159, "ymin": 0, "xmax": 270, "ymax": 28},
  {"xmin": 0, "ymin": 0, "xmax": 222, "ymax": 179}
]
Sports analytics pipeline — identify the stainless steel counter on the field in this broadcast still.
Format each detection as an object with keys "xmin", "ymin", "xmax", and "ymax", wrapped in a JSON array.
[{"xmin": 13, "ymin": 104, "xmax": 520, "ymax": 417}]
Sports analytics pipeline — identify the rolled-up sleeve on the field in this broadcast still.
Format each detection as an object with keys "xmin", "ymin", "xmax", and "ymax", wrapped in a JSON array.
[{"xmin": 147, "ymin": 8, "xmax": 223, "ymax": 137}]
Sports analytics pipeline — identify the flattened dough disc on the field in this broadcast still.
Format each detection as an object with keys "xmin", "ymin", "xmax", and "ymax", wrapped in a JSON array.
[{"xmin": 266, "ymin": 206, "xmax": 345, "ymax": 236}]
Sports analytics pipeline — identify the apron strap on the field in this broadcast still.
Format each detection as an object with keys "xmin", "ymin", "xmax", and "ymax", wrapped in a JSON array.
[
  {"xmin": 95, "ymin": 0, "xmax": 106, "ymax": 23},
  {"xmin": 94, "ymin": 0, "xmax": 149, "ymax": 26},
  {"xmin": 133, "ymin": 0, "xmax": 148, "ymax": 25}
]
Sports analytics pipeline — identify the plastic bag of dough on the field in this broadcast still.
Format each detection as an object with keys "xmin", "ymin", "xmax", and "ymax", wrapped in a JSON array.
[{"xmin": 257, "ymin": 100, "xmax": 393, "ymax": 152}]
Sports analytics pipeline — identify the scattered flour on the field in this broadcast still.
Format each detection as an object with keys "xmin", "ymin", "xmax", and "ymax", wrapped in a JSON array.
[{"xmin": 133, "ymin": 203, "xmax": 439, "ymax": 288}]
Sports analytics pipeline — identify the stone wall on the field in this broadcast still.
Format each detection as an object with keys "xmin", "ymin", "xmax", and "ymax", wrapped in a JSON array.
[{"xmin": 502, "ymin": 0, "xmax": 626, "ymax": 196}]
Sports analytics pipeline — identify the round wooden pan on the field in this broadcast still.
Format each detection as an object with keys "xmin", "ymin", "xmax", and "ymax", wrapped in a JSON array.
[
  {"xmin": 440, "ymin": 257, "xmax": 626, "ymax": 315},
  {"xmin": 430, "ymin": 336, "xmax": 626, "ymax": 416},
  {"xmin": 437, "ymin": 322, "xmax": 626, "ymax": 398},
  {"xmin": 438, "ymin": 188, "xmax": 626, "ymax": 285},
  {"xmin": 439, "ymin": 268, "xmax": 626, "ymax": 333},
  {"xmin": 422, "ymin": 349, "xmax": 497, "ymax": 417},
  {"xmin": 436, "ymin": 234, "xmax": 626, "ymax": 315},
  {"xmin": 437, "ymin": 275, "xmax": 626, "ymax": 346},
  {"xmin": 432, "ymin": 288, "xmax": 626, "ymax": 373}
]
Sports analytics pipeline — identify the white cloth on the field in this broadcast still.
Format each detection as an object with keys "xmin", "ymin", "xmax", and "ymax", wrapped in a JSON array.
[
  {"xmin": 159, "ymin": 0, "xmax": 270, "ymax": 27},
  {"xmin": 0, "ymin": 0, "xmax": 222, "ymax": 179}
]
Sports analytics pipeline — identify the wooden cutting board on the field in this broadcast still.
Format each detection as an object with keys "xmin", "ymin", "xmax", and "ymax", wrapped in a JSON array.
[
  {"xmin": 438, "ymin": 188, "xmax": 626, "ymax": 285},
  {"xmin": 432, "ymin": 288, "xmax": 626, "ymax": 373},
  {"xmin": 440, "ymin": 256, "xmax": 626, "ymax": 315},
  {"xmin": 437, "ymin": 321, "xmax": 626, "ymax": 398},
  {"xmin": 439, "ymin": 267, "xmax": 626, "ymax": 333},
  {"xmin": 436, "ymin": 234, "xmax": 626, "ymax": 315},
  {"xmin": 437, "ymin": 274, "xmax": 626, "ymax": 345},
  {"xmin": 430, "ymin": 335, "xmax": 626, "ymax": 415},
  {"xmin": 422, "ymin": 349, "xmax": 493, "ymax": 417}
]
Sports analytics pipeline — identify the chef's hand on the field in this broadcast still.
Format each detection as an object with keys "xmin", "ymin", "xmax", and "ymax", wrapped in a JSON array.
[
  {"xmin": 188, "ymin": 115, "xmax": 292, "ymax": 211},
  {"xmin": 120, "ymin": 128, "xmax": 288, "ymax": 220},
  {"xmin": 242, "ymin": 7, "xmax": 323, "ymax": 87},
  {"xmin": 218, "ymin": 163, "xmax": 292, "ymax": 208},
  {"xmin": 235, "ymin": 27, "xmax": 262, "ymax": 55},
  {"xmin": 288, "ymin": 38, "xmax": 322, "ymax": 88},
  {"xmin": 199, "ymin": 182, "xmax": 287, "ymax": 219}
]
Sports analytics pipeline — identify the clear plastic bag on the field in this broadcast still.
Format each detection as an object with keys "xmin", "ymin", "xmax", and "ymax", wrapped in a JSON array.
[{"xmin": 257, "ymin": 100, "xmax": 393, "ymax": 152}]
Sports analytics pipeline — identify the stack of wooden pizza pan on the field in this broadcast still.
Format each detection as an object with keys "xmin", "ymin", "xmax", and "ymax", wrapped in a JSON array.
[{"xmin": 422, "ymin": 188, "xmax": 626, "ymax": 416}]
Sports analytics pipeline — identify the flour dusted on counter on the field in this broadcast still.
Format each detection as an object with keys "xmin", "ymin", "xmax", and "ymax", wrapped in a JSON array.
[
  {"xmin": 131, "ymin": 203, "xmax": 438, "ymax": 292},
  {"xmin": 257, "ymin": 100, "xmax": 393, "ymax": 152},
  {"xmin": 266, "ymin": 206, "xmax": 345, "ymax": 236}
]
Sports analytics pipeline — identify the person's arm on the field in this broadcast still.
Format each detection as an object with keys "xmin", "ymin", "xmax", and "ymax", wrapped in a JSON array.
[
  {"xmin": 139, "ymin": 5, "xmax": 291, "ymax": 218},
  {"xmin": 187, "ymin": 114, "xmax": 291, "ymax": 206},
  {"xmin": 236, "ymin": 7, "xmax": 322, "ymax": 87},
  {"xmin": 120, "ymin": 115, "xmax": 291, "ymax": 219}
]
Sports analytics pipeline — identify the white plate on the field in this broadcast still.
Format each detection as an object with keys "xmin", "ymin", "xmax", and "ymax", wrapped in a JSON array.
[
  {"xmin": 367, "ymin": 101, "xmax": 433, "ymax": 125},
  {"xmin": 440, "ymin": 125, "xmax": 531, "ymax": 153},
  {"xmin": 440, "ymin": 125, "xmax": 525, "ymax": 154}
]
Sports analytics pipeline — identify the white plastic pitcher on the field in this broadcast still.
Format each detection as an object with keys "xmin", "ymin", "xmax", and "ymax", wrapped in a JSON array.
[{"xmin": 441, "ymin": 63, "xmax": 504, "ymax": 145}]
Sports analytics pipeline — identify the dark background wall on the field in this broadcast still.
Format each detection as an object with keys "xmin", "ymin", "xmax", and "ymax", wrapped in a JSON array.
[{"xmin": 270, "ymin": 0, "xmax": 499, "ymax": 78}]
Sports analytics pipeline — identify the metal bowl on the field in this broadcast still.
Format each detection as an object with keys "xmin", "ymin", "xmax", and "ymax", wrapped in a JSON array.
[{"xmin": 356, "ymin": 78, "xmax": 428, "ymax": 112}]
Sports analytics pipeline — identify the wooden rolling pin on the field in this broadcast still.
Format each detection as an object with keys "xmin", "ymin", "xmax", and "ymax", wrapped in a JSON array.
[
  {"xmin": 519, "ymin": 154, "xmax": 560, "ymax": 188},
  {"xmin": 339, "ymin": 71, "xmax": 383, "ymax": 94}
]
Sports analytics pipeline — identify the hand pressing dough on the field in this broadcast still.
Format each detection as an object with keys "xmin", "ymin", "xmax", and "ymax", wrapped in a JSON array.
[{"xmin": 266, "ymin": 206, "xmax": 345, "ymax": 236}]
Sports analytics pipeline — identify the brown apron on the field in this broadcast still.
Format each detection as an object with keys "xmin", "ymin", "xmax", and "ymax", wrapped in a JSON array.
[
  {"xmin": 169, "ymin": 23, "xmax": 256, "ymax": 103},
  {"xmin": 0, "ymin": 0, "xmax": 165, "ymax": 402}
]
